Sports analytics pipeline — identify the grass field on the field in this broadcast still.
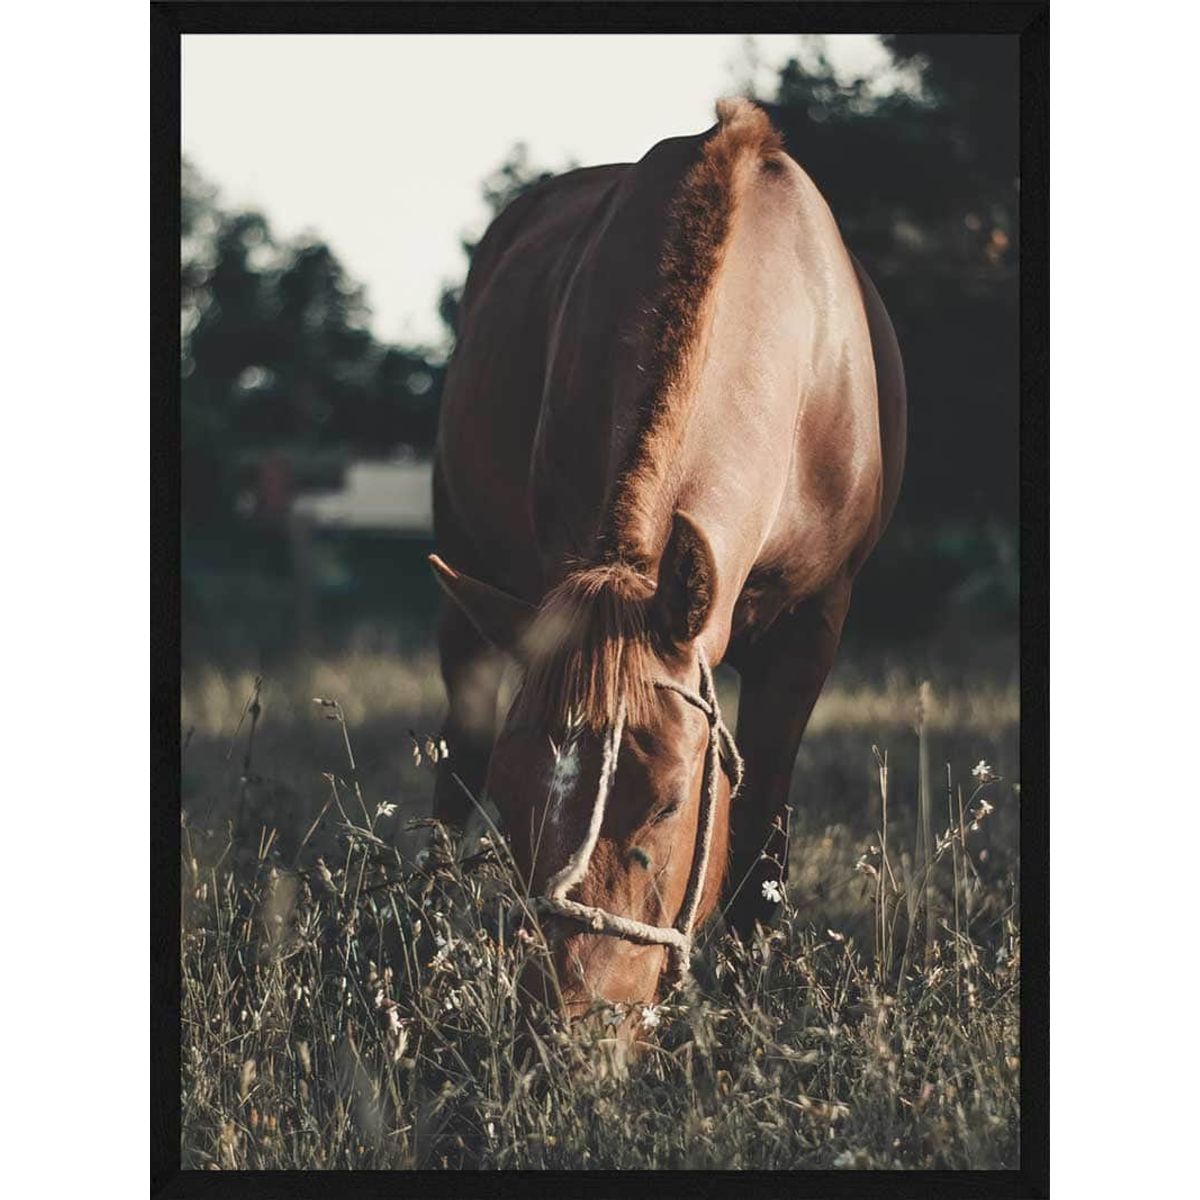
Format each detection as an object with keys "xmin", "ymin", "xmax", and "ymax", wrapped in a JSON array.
[{"xmin": 180, "ymin": 646, "xmax": 1020, "ymax": 1170}]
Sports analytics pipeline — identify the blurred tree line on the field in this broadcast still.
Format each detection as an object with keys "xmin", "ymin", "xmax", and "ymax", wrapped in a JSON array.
[
  {"xmin": 181, "ymin": 34, "xmax": 1018, "ymax": 661},
  {"xmin": 181, "ymin": 162, "xmax": 445, "ymax": 534}
]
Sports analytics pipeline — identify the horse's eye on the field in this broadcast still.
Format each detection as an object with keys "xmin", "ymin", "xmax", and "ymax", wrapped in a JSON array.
[{"xmin": 650, "ymin": 801, "xmax": 680, "ymax": 825}]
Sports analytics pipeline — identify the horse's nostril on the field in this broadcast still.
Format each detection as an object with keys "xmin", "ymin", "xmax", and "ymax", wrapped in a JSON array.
[{"xmin": 628, "ymin": 846, "xmax": 652, "ymax": 869}]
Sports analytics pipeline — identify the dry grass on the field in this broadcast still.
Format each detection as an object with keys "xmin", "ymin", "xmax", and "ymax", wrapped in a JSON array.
[
  {"xmin": 180, "ymin": 651, "xmax": 1019, "ymax": 1170},
  {"xmin": 181, "ymin": 651, "xmax": 1018, "ymax": 740}
]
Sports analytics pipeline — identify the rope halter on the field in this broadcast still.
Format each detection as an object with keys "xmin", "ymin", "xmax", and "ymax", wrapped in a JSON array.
[{"xmin": 531, "ymin": 646, "xmax": 744, "ymax": 987}]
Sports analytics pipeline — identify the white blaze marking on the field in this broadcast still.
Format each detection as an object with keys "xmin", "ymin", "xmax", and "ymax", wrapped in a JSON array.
[{"xmin": 547, "ymin": 742, "xmax": 581, "ymax": 826}]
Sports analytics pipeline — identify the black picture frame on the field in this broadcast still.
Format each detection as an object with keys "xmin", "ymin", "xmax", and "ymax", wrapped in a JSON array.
[{"xmin": 152, "ymin": 4, "xmax": 1049, "ymax": 1196}]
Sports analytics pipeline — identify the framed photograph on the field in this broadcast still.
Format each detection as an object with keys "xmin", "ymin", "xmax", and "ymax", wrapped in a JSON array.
[{"xmin": 154, "ymin": 3, "xmax": 1048, "ymax": 1194}]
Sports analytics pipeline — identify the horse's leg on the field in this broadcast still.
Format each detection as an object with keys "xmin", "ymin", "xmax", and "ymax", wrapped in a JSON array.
[
  {"xmin": 432, "ymin": 600, "xmax": 504, "ymax": 828},
  {"xmin": 722, "ymin": 578, "xmax": 853, "ymax": 938}
]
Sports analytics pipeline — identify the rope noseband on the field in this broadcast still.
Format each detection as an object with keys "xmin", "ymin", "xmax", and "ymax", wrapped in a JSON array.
[{"xmin": 532, "ymin": 647, "xmax": 744, "ymax": 986}]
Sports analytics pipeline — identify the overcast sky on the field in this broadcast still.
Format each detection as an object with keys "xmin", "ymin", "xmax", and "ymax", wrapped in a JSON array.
[{"xmin": 182, "ymin": 34, "xmax": 896, "ymax": 349}]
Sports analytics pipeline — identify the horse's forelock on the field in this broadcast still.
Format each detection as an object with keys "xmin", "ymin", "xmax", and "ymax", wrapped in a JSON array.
[{"xmin": 515, "ymin": 562, "xmax": 659, "ymax": 732}]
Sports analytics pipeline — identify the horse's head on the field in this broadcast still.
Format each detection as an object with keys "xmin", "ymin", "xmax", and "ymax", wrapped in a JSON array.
[{"xmin": 431, "ymin": 513, "xmax": 740, "ymax": 1019}]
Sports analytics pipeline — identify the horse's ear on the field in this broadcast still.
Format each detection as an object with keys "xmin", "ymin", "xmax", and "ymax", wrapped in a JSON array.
[
  {"xmin": 428, "ymin": 555, "xmax": 536, "ymax": 656},
  {"xmin": 653, "ymin": 511, "xmax": 717, "ymax": 647}
]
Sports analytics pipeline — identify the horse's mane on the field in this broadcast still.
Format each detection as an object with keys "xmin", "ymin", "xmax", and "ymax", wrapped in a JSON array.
[
  {"xmin": 519, "ymin": 99, "xmax": 783, "ymax": 733},
  {"xmin": 605, "ymin": 96, "xmax": 784, "ymax": 563}
]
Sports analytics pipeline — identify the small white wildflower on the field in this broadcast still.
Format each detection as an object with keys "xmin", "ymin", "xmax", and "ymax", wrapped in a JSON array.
[
  {"xmin": 375, "ymin": 801, "xmax": 397, "ymax": 819},
  {"xmin": 602, "ymin": 1003, "xmax": 626, "ymax": 1027},
  {"xmin": 640, "ymin": 1004, "xmax": 661, "ymax": 1031},
  {"xmin": 978, "ymin": 798, "xmax": 995, "ymax": 816},
  {"xmin": 374, "ymin": 990, "xmax": 409, "ymax": 1059},
  {"xmin": 972, "ymin": 760, "xmax": 994, "ymax": 782},
  {"xmin": 429, "ymin": 931, "xmax": 453, "ymax": 967},
  {"xmin": 854, "ymin": 854, "xmax": 878, "ymax": 879},
  {"xmin": 411, "ymin": 743, "xmax": 423, "ymax": 767},
  {"xmin": 761, "ymin": 879, "xmax": 784, "ymax": 904}
]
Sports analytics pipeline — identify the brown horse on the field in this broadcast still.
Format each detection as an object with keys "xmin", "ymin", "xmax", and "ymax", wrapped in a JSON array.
[{"xmin": 429, "ymin": 99, "xmax": 905, "ymax": 1016}]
